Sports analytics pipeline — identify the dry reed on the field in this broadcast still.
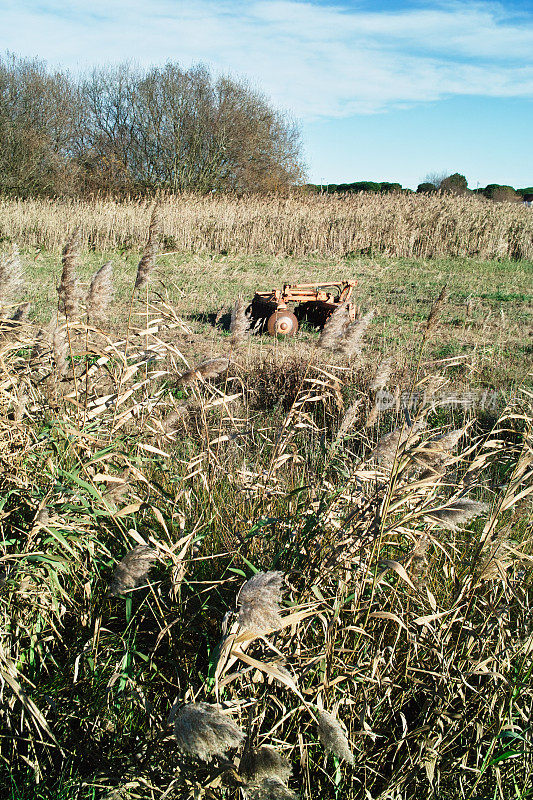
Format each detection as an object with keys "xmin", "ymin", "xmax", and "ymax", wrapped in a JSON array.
[
  {"xmin": 58, "ymin": 227, "xmax": 80, "ymax": 317},
  {"xmin": 317, "ymin": 710, "xmax": 354, "ymax": 764},
  {"xmin": 236, "ymin": 571, "xmax": 285, "ymax": 635}
]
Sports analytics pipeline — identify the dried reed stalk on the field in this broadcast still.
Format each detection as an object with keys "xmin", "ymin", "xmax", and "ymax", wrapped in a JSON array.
[
  {"xmin": 237, "ymin": 571, "xmax": 285, "ymax": 634},
  {"xmin": 86, "ymin": 261, "xmax": 113, "ymax": 324},
  {"xmin": 58, "ymin": 228, "xmax": 81, "ymax": 317},
  {"xmin": 134, "ymin": 205, "xmax": 161, "ymax": 290},
  {"xmin": 173, "ymin": 702, "xmax": 244, "ymax": 761},
  {"xmin": 108, "ymin": 545, "xmax": 158, "ymax": 596}
]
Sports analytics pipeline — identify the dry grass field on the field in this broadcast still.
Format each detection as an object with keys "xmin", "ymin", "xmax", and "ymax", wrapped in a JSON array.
[{"xmin": 0, "ymin": 198, "xmax": 532, "ymax": 800}]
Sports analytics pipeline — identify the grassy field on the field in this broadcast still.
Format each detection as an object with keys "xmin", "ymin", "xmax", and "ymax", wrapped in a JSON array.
[
  {"xmin": 21, "ymin": 245, "xmax": 533, "ymax": 390},
  {"xmin": 0, "ymin": 206, "xmax": 532, "ymax": 800}
]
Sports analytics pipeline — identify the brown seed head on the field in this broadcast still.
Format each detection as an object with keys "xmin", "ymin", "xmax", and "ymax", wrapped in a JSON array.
[
  {"xmin": 0, "ymin": 243, "xmax": 25, "ymax": 316},
  {"xmin": 87, "ymin": 261, "xmax": 113, "ymax": 324},
  {"xmin": 237, "ymin": 571, "xmax": 285, "ymax": 635},
  {"xmin": 426, "ymin": 498, "xmax": 488, "ymax": 530},
  {"xmin": 424, "ymin": 285, "xmax": 447, "ymax": 339},
  {"xmin": 317, "ymin": 709, "xmax": 354, "ymax": 764},
  {"xmin": 108, "ymin": 544, "xmax": 158, "ymax": 597},
  {"xmin": 134, "ymin": 205, "xmax": 161, "ymax": 290},
  {"xmin": 58, "ymin": 228, "xmax": 81, "ymax": 317},
  {"xmin": 179, "ymin": 357, "xmax": 230, "ymax": 385},
  {"xmin": 318, "ymin": 302, "xmax": 349, "ymax": 350},
  {"xmin": 230, "ymin": 296, "xmax": 250, "ymax": 349},
  {"xmin": 173, "ymin": 702, "xmax": 244, "ymax": 761}
]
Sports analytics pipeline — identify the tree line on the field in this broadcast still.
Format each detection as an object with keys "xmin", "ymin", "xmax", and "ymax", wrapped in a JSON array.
[
  {"xmin": 307, "ymin": 174, "xmax": 533, "ymax": 202},
  {"xmin": 0, "ymin": 54, "xmax": 304, "ymax": 197}
]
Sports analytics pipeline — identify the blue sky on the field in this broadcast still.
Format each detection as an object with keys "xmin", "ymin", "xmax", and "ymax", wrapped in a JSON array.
[{"xmin": 1, "ymin": 0, "xmax": 532, "ymax": 188}]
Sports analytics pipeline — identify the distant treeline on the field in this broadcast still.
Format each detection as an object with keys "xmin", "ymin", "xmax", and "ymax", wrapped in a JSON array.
[
  {"xmin": 0, "ymin": 54, "xmax": 303, "ymax": 197},
  {"xmin": 307, "ymin": 175, "xmax": 533, "ymax": 202}
]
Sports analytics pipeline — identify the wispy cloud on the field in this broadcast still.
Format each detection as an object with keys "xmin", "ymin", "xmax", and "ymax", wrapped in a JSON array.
[{"xmin": 2, "ymin": 1, "xmax": 532, "ymax": 119}]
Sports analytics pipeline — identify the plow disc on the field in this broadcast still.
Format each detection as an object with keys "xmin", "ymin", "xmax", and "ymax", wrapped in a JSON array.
[{"xmin": 249, "ymin": 281, "xmax": 356, "ymax": 337}]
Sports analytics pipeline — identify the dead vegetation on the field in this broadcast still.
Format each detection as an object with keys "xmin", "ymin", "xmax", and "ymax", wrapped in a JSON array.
[{"xmin": 0, "ymin": 219, "xmax": 531, "ymax": 800}]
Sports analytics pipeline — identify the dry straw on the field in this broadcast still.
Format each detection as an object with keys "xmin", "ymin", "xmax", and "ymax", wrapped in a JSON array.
[
  {"xmin": 237, "ymin": 571, "xmax": 285, "ymax": 635},
  {"xmin": 108, "ymin": 544, "xmax": 158, "ymax": 597},
  {"xmin": 317, "ymin": 709, "xmax": 354, "ymax": 764},
  {"xmin": 173, "ymin": 702, "xmax": 244, "ymax": 761}
]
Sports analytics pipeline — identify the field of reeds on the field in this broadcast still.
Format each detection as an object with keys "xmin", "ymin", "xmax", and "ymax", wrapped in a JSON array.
[
  {"xmin": 1, "ymin": 191, "xmax": 532, "ymax": 260},
  {"xmin": 0, "ymin": 204, "xmax": 532, "ymax": 800}
]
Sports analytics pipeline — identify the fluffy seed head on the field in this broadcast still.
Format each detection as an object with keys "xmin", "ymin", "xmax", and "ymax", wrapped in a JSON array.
[
  {"xmin": 58, "ymin": 228, "xmax": 81, "ymax": 317},
  {"xmin": 370, "ymin": 357, "xmax": 392, "ymax": 391},
  {"xmin": 426, "ymin": 498, "xmax": 488, "ymax": 530},
  {"xmin": 230, "ymin": 297, "xmax": 250, "ymax": 349},
  {"xmin": 237, "ymin": 571, "xmax": 284, "ymax": 635},
  {"xmin": 317, "ymin": 709, "xmax": 354, "ymax": 764},
  {"xmin": 0, "ymin": 243, "xmax": 25, "ymax": 316},
  {"xmin": 424, "ymin": 285, "xmax": 447, "ymax": 339},
  {"xmin": 173, "ymin": 702, "xmax": 244, "ymax": 761},
  {"xmin": 52, "ymin": 325, "xmax": 68, "ymax": 377},
  {"xmin": 179, "ymin": 357, "xmax": 230, "ymax": 385},
  {"xmin": 334, "ymin": 399, "xmax": 362, "ymax": 446},
  {"xmin": 318, "ymin": 302, "xmax": 349, "ymax": 350},
  {"xmin": 86, "ymin": 261, "xmax": 113, "ymax": 324},
  {"xmin": 246, "ymin": 777, "xmax": 296, "ymax": 800},
  {"xmin": 340, "ymin": 309, "xmax": 374, "ymax": 359},
  {"xmin": 371, "ymin": 420, "xmax": 425, "ymax": 467},
  {"xmin": 108, "ymin": 544, "xmax": 158, "ymax": 597},
  {"xmin": 134, "ymin": 205, "xmax": 161, "ymax": 290},
  {"xmin": 241, "ymin": 745, "xmax": 292, "ymax": 785}
]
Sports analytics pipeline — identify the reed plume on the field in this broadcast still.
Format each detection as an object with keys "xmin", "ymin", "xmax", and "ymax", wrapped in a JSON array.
[
  {"xmin": 424, "ymin": 285, "xmax": 447, "ymax": 339},
  {"xmin": 479, "ymin": 529, "xmax": 513, "ymax": 581},
  {"xmin": 58, "ymin": 228, "xmax": 81, "ymax": 317},
  {"xmin": 179, "ymin": 357, "xmax": 230, "ymax": 385},
  {"xmin": 0, "ymin": 243, "xmax": 25, "ymax": 317},
  {"xmin": 317, "ymin": 709, "xmax": 354, "ymax": 764},
  {"xmin": 246, "ymin": 777, "xmax": 296, "ymax": 799},
  {"xmin": 333, "ymin": 399, "xmax": 362, "ymax": 446},
  {"xmin": 370, "ymin": 357, "xmax": 392, "ymax": 391},
  {"xmin": 318, "ymin": 302, "xmax": 348, "ymax": 350},
  {"xmin": 86, "ymin": 261, "xmax": 113, "ymax": 324},
  {"xmin": 340, "ymin": 309, "xmax": 374, "ymax": 359},
  {"xmin": 237, "ymin": 571, "xmax": 285, "ymax": 635},
  {"xmin": 103, "ymin": 468, "xmax": 131, "ymax": 506},
  {"xmin": 426, "ymin": 498, "xmax": 488, "ymax": 530},
  {"xmin": 414, "ymin": 428, "xmax": 465, "ymax": 475},
  {"xmin": 241, "ymin": 745, "xmax": 292, "ymax": 785},
  {"xmin": 162, "ymin": 406, "xmax": 188, "ymax": 436},
  {"xmin": 108, "ymin": 545, "xmax": 158, "ymax": 597},
  {"xmin": 52, "ymin": 325, "xmax": 68, "ymax": 377},
  {"xmin": 371, "ymin": 420, "xmax": 425, "ymax": 467},
  {"xmin": 230, "ymin": 296, "xmax": 250, "ymax": 349},
  {"xmin": 134, "ymin": 205, "xmax": 161, "ymax": 290},
  {"xmin": 173, "ymin": 702, "xmax": 244, "ymax": 761}
]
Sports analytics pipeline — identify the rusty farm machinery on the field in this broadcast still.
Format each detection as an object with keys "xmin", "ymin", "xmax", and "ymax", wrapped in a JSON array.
[{"xmin": 248, "ymin": 281, "xmax": 357, "ymax": 336}]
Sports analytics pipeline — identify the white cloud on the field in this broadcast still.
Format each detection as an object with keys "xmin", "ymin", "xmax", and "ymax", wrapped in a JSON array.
[{"xmin": 1, "ymin": 0, "xmax": 532, "ymax": 119}]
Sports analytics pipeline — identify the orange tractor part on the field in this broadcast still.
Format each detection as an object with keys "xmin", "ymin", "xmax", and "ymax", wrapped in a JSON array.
[{"xmin": 249, "ymin": 281, "xmax": 357, "ymax": 337}]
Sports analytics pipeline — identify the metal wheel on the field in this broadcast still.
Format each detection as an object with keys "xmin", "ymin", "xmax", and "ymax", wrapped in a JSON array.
[{"xmin": 267, "ymin": 310, "xmax": 298, "ymax": 337}]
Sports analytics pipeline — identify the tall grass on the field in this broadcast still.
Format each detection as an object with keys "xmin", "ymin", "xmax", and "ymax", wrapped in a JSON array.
[
  {"xmin": 0, "ymin": 191, "xmax": 532, "ymax": 259},
  {"xmin": 0, "ymin": 220, "xmax": 531, "ymax": 800}
]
